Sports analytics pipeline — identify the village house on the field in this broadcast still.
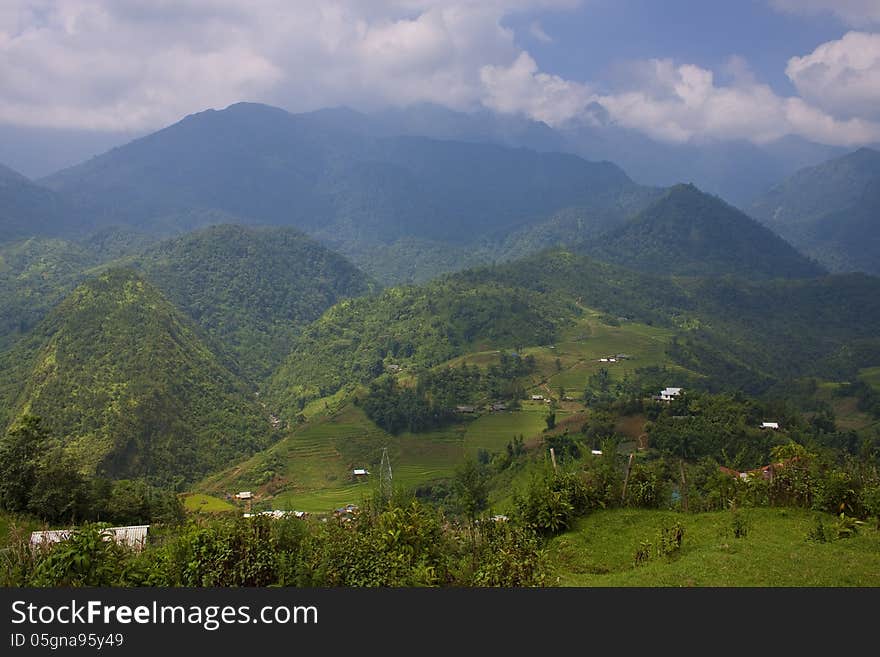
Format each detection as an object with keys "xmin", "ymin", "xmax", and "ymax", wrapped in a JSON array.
[
  {"xmin": 761, "ymin": 422, "xmax": 780, "ymax": 430},
  {"xmin": 658, "ymin": 387, "xmax": 683, "ymax": 402}
]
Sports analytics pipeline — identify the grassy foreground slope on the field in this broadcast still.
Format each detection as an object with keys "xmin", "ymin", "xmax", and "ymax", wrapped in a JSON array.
[{"xmin": 547, "ymin": 508, "xmax": 880, "ymax": 586}]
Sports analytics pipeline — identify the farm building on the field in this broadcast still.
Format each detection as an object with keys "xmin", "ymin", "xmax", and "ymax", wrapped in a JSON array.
[
  {"xmin": 455, "ymin": 405, "xmax": 476, "ymax": 413},
  {"xmin": 30, "ymin": 525, "xmax": 150, "ymax": 551},
  {"xmin": 352, "ymin": 468, "xmax": 369, "ymax": 477},
  {"xmin": 531, "ymin": 394, "xmax": 544, "ymax": 401},
  {"xmin": 244, "ymin": 510, "xmax": 307, "ymax": 519},
  {"xmin": 234, "ymin": 491, "xmax": 253, "ymax": 500}
]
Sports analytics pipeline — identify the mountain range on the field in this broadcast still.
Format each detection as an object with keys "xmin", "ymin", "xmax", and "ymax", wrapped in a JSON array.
[{"xmin": 1, "ymin": 101, "xmax": 878, "ymax": 492}]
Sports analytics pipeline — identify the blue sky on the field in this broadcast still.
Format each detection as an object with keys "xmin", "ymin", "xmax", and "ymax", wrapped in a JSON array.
[
  {"xmin": 0, "ymin": 0, "xmax": 878, "ymax": 175},
  {"xmin": 507, "ymin": 0, "xmax": 847, "ymax": 95}
]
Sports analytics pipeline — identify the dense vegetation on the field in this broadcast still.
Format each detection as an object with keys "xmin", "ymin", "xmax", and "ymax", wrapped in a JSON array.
[
  {"xmin": 582, "ymin": 184, "xmax": 825, "ymax": 279},
  {"xmin": 0, "ymin": 238, "xmax": 100, "ymax": 351},
  {"xmin": 133, "ymin": 224, "xmax": 375, "ymax": 381},
  {"xmin": 361, "ymin": 352, "xmax": 537, "ymax": 433},
  {"xmin": 2, "ymin": 495, "xmax": 545, "ymax": 587},
  {"xmin": 0, "ymin": 268, "xmax": 274, "ymax": 485},
  {"xmin": 270, "ymin": 248, "xmax": 880, "ymax": 419},
  {"xmin": 267, "ymin": 278, "xmax": 572, "ymax": 416}
]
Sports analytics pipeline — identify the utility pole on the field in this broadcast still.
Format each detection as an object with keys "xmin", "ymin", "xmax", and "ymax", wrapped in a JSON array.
[{"xmin": 379, "ymin": 447, "xmax": 393, "ymax": 501}]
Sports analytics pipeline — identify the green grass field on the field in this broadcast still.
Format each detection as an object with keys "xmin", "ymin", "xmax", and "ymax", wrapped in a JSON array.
[
  {"xmin": 181, "ymin": 493, "xmax": 236, "ymax": 514},
  {"xmin": 463, "ymin": 409, "xmax": 549, "ymax": 455},
  {"xmin": 546, "ymin": 507, "xmax": 880, "ymax": 586},
  {"xmin": 860, "ymin": 366, "xmax": 880, "ymax": 391},
  {"xmin": 195, "ymin": 401, "xmax": 560, "ymax": 513}
]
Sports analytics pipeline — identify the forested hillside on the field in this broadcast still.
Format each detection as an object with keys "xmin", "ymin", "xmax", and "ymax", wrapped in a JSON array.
[
  {"xmin": 133, "ymin": 224, "xmax": 375, "ymax": 380},
  {"xmin": 0, "ymin": 268, "xmax": 273, "ymax": 485},
  {"xmin": 583, "ymin": 184, "xmax": 825, "ymax": 279},
  {"xmin": 268, "ymin": 249, "xmax": 880, "ymax": 420}
]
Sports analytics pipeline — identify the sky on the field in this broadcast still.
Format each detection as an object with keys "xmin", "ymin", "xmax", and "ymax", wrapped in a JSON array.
[{"xmin": 1, "ymin": 0, "xmax": 879, "ymax": 175}]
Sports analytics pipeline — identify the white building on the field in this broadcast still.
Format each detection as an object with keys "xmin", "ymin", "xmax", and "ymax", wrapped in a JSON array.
[
  {"xmin": 761, "ymin": 422, "xmax": 780, "ymax": 430},
  {"xmin": 30, "ymin": 525, "xmax": 149, "ymax": 551},
  {"xmin": 659, "ymin": 387, "xmax": 683, "ymax": 402}
]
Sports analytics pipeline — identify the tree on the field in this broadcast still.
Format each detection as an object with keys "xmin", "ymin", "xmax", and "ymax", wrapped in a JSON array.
[
  {"xmin": 545, "ymin": 411, "xmax": 556, "ymax": 431},
  {"xmin": 28, "ymin": 448, "xmax": 92, "ymax": 523},
  {"xmin": 0, "ymin": 415, "xmax": 48, "ymax": 513},
  {"xmin": 453, "ymin": 460, "xmax": 489, "ymax": 526}
]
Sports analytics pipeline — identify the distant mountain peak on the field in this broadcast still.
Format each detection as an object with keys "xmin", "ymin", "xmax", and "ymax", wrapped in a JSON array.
[{"xmin": 582, "ymin": 182, "xmax": 825, "ymax": 279}]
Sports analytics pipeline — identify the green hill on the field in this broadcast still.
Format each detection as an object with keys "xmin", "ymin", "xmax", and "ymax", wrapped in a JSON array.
[
  {"xmin": 133, "ymin": 224, "xmax": 375, "ymax": 381},
  {"xmin": 266, "ymin": 276, "xmax": 574, "ymax": 415},
  {"xmin": 750, "ymin": 147, "xmax": 880, "ymax": 274},
  {"xmin": 477, "ymin": 251, "xmax": 880, "ymax": 389},
  {"xmin": 582, "ymin": 184, "xmax": 825, "ymax": 279},
  {"xmin": 0, "ymin": 268, "xmax": 273, "ymax": 484}
]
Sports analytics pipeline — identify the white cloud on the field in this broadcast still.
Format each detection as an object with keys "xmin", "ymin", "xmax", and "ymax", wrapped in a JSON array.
[
  {"xmin": 0, "ymin": 1, "xmax": 575, "ymax": 131},
  {"xmin": 769, "ymin": 0, "xmax": 880, "ymax": 27},
  {"xmin": 1, "ymin": 0, "xmax": 878, "ymax": 149},
  {"xmin": 481, "ymin": 52, "xmax": 592, "ymax": 125},
  {"xmin": 785, "ymin": 31, "xmax": 880, "ymax": 120},
  {"xmin": 529, "ymin": 20, "xmax": 553, "ymax": 43},
  {"xmin": 593, "ymin": 57, "xmax": 880, "ymax": 146}
]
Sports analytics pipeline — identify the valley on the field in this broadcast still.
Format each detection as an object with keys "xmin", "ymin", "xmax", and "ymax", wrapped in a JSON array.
[{"xmin": 1, "ymin": 102, "xmax": 878, "ymax": 588}]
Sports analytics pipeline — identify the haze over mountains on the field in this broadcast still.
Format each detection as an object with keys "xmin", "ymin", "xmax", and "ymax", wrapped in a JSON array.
[
  {"xmin": 0, "ymin": 102, "xmax": 872, "ymax": 287},
  {"xmin": 751, "ymin": 148, "xmax": 880, "ymax": 275}
]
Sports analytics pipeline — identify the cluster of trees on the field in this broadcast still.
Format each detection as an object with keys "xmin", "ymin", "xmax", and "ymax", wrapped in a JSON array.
[
  {"xmin": 359, "ymin": 376, "xmax": 455, "ymax": 434},
  {"xmin": 0, "ymin": 416, "xmax": 183, "ymax": 525},
  {"xmin": 416, "ymin": 352, "xmax": 536, "ymax": 407},
  {"xmin": 361, "ymin": 352, "xmax": 537, "ymax": 434}
]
